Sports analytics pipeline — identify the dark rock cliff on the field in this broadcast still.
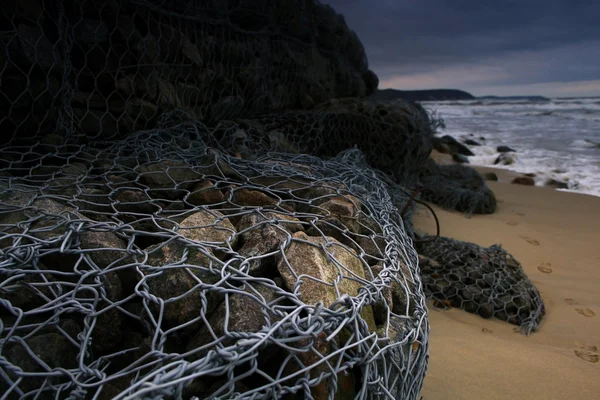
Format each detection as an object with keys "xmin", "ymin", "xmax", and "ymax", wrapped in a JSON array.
[{"xmin": 1, "ymin": 0, "xmax": 377, "ymax": 145}]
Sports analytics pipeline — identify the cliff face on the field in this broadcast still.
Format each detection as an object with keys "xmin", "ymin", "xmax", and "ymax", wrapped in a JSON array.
[
  {"xmin": 1, "ymin": 0, "xmax": 378, "ymax": 145},
  {"xmin": 371, "ymin": 89, "xmax": 475, "ymax": 102}
]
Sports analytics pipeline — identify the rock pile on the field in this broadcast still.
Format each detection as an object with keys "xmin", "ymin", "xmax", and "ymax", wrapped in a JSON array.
[
  {"xmin": 416, "ymin": 236, "xmax": 545, "ymax": 334},
  {"xmin": 0, "ymin": 131, "xmax": 427, "ymax": 399},
  {"xmin": 0, "ymin": 0, "xmax": 547, "ymax": 398},
  {"xmin": 419, "ymin": 159, "xmax": 498, "ymax": 214}
]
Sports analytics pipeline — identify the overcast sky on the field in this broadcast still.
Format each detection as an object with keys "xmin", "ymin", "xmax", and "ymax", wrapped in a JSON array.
[{"xmin": 323, "ymin": 0, "xmax": 600, "ymax": 97}]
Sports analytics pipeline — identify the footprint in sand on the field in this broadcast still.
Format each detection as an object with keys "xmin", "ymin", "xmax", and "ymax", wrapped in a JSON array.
[
  {"xmin": 506, "ymin": 221, "xmax": 519, "ymax": 226},
  {"xmin": 565, "ymin": 298, "xmax": 579, "ymax": 305},
  {"xmin": 574, "ymin": 344, "xmax": 600, "ymax": 363},
  {"xmin": 519, "ymin": 235, "xmax": 540, "ymax": 246},
  {"xmin": 481, "ymin": 328, "xmax": 493, "ymax": 334},
  {"xmin": 537, "ymin": 262, "xmax": 553, "ymax": 274},
  {"xmin": 575, "ymin": 308, "xmax": 596, "ymax": 318},
  {"xmin": 516, "ymin": 212, "xmax": 525, "ymax": 216}
]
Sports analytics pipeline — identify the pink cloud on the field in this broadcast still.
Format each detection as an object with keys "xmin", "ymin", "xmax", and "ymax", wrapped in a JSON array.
[{"xmin": 379, "ymin": 64, "xmax": 509, "ymax": 90}]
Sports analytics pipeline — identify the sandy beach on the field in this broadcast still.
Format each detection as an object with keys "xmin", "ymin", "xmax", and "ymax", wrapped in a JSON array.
[{"xmin": 414, "ymin": 165, "xmax": 600, "ymax": 399}]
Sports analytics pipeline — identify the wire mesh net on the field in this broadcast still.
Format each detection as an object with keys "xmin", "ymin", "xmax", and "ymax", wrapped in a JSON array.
[
  {"xmin": 415, "ymin": 236, "xmax": 545, "ymax": 335},
  {"xmin": 0, "ymin": 127, "xmax": 428, "ymax": 399},
  {"xmin": 0, "ymin": 0, "xmax": 376, "ymax": 148},
  {"xmin": 0, "ymin": 0, "xmax": 546, "ymax": 398}
]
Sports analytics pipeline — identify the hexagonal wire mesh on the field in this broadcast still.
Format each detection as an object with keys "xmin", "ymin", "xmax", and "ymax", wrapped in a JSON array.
[
  {"xmin": 0, "ymin": 126, "xmax": 429, "ymax": 399},
  {"xmin": 0, "ymin": 0, "xmax": 545, "ymax": 398}
]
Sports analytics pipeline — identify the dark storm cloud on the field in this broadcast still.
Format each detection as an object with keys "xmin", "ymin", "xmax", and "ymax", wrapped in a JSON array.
[{"xmin": 322, "ymin": 0, "xmax": 600, "ymax": 94}]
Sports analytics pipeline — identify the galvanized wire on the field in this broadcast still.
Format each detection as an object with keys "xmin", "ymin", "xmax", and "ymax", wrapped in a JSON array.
[
  {"xmin": 0, "ymin": 0, "xmax": 545, "ymax": 398},
  {"xmin": 0, "ymin": 128, "xmax": 429, "ymax": 399}
]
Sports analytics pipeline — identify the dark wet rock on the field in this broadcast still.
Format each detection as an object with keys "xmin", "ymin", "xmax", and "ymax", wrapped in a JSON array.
[
  {"xmin": 294, "ymin": 181, "xmax": 359, "ymax": 208},
  {"xmin": 231, "ymin": 187, "xmax": 281, "ymax": 208},
  {"xmin": 353, "ymin": 213, "xmax": 386, "ymax": 264},
  {"xmin": 431, "ymin": 136, "xmax": 450, "ymax": 154},
  {"xmin": 464, "ymin": 139, "xmax": 481, "ymax": 146},
  {"xmin": 544, "ymin": 178, "xmax": 569, "ymax": 189},
  {"xmin": 497, "ymin": 145, "xmax": 516, "ymax": 153},
  {"xmin": 365, "ymin": 264, "xmax": 394, "ymax": 325},
  {"xmin": 452, "ymin": 153, "xmax": 470, "ymax": 164},
  {"xmin": 283, "ymin": 331, "xmax": 356, "ymax": 400},
  {"xmin": 75, "ymin": 187, "xmax": 113, "ymax": 218},
  {"xmin": 111, "ymin": 188, "xmax": 161, "ymax": 215},
  {"xmin": 438, "ymin": 135, "xmax": 475, "ymax": 156},
  {"xmin": 355, "ymin": 234, "xmax": 385, "ymax": 266},
  {"xmin": 494, "ymin": 153, "xmax": 517, "ymax": 166},
  {"xmin": 90, "ymin": 271, "xmax": 125, "ymax": 355},
  {"xmin": 5, "ymin": 333, "xmax": 78, "ymax": 371},
  {"xmin": 139, "ymin": 160, "xmax": 202, "ymax": 192},
  {"xmin": 512, "ymin": 176, "xmax": 535, "ymax": 186}
]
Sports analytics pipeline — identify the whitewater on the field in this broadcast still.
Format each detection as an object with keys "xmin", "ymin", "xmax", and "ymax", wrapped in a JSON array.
[{"xmin": 424, "ymin": 97, "xmax": 600, "ymax": 197}]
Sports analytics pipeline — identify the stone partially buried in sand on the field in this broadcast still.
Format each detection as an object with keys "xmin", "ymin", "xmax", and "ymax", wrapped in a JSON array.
[{"xmin": 512, "ymin": 176, "xmax": 535, "ymax": 186}]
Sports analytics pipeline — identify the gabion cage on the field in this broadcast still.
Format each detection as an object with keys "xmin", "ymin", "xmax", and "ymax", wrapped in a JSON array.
[
  {"xmin": 0, "ymin": 128, "xmax": 429, "ymax": 399},
  {"xmin": 0, "ymin": 0, "xmax": 546, "ymax": 398}
]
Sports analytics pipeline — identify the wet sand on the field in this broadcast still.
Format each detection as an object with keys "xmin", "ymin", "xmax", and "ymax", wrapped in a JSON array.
[{"xmin": 414, "ymin": 169, "xmax": 600, "ymax": 399}]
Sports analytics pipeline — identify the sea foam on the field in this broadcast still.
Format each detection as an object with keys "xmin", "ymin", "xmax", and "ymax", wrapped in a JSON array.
[{"xmin": 425, "ymin": 97, "xmax": 600, "ymax": 198}]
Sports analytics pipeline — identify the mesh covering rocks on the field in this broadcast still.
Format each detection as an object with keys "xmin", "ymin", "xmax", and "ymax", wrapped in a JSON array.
[
  {"xmin": 0, "ymin": 0, "xmax": 377, "ymax": 147},
  {"xmin": 0, "ymin": 0, "xmax": 545, "ymax": 398},
  {"xmin": 419, "ymin": 159, "xmax": 497, "ymax": 215},
  {"xmin": 416, "ymin": 236, "xmax": 545, "ymax": 335},
  {"xmin": 0, "ymin": 129, "xmax": 428, "ymax": 399}
]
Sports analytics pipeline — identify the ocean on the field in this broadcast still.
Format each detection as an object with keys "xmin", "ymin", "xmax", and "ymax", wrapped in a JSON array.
[{"xmin": 423, "ymin": 97, "xmax": 600, "ymax": 197}]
